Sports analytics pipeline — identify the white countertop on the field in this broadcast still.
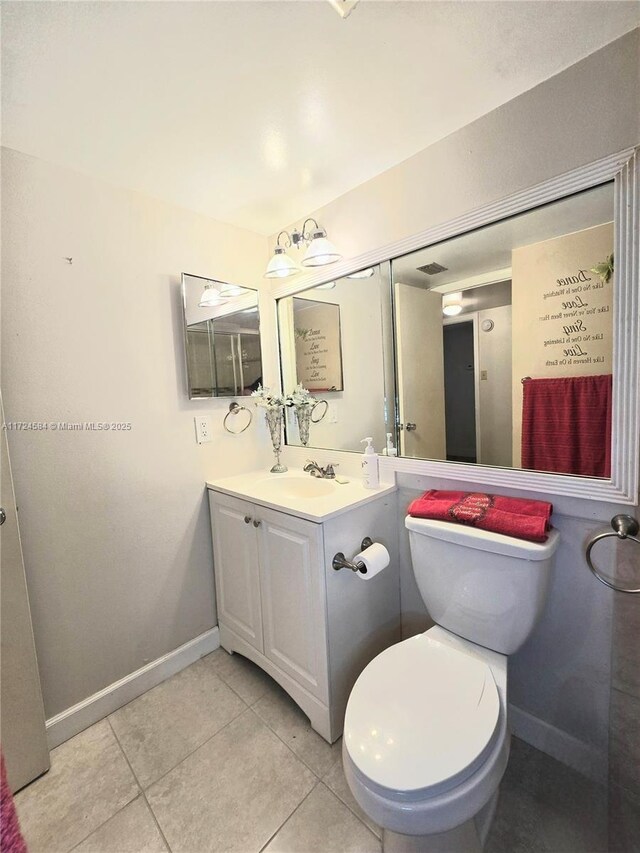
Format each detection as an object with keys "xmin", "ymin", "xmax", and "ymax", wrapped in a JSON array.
[{"xmin": 206, "ymin": 469, "xmax": 397, "ymax": 522}]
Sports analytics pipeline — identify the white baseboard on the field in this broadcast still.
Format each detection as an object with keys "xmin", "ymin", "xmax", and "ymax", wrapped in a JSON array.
[
  {"xmin": 46, "ymin": 627, "xmax": 220, "ymax": 749},
  {"xmin": 508, "ymin": 703, "xmax": 607, "ymax": 784}
]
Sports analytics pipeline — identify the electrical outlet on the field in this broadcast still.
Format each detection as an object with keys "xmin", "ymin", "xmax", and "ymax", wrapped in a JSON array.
[
  {"xmin": 329, "ymin": 403, "xmax": 338, "ymax": 424},
  {"xmin": 480, "ymin": 370, "xmax": 488, "ymax": 381},
  {"xmin": 194, "ymin": 415, "xmax": 212, "ymax": 444}
]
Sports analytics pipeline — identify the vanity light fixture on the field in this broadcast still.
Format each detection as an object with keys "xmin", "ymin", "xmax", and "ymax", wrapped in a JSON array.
[
  {"xmin": 347, "ymin": 268, "xmax": 375, "ymax": 279},
  {"xmin": 198, "ymin": 283, "xmax": 226, "ymax": 308},
  {"xmin": 316, "ymin": 282, "xmax": 336, "ymax": 290},
  {"xmin": 219, "ymin": 283, "xmax": 246, "ymax": 297},
  {"xmin": 264, "ymin": 218, "xmax": 342, "ymax": 278},
  {"xmin": 198, "ymin": 281, "xmax": 248, "ymax": 307}
]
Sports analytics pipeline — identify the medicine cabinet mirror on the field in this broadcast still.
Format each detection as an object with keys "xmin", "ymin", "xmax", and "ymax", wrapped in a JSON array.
[
  {"xmin": 182, "ymin": 273, "xmax": 263, "ymax": 399},
  {"xmin": 277, "ymin": 264, "xmax": 395, "ymax": 452}
]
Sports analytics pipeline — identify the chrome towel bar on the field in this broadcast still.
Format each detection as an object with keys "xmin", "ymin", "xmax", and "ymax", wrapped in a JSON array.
[
  {"xmin": 223, "ymin": 401, "xmax": 252, "ymax": 434},
  {"xmin": 586, "ymin": 514, "xmax": 640, "ymax": 594}
]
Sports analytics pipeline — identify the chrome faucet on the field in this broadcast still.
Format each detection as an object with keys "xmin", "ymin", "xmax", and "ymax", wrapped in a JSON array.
[{"xmin": 304, "ymin": 460, "xmax": 338, "ymax": 479}]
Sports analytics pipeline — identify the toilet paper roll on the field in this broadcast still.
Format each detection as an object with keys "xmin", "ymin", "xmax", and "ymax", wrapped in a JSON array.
[{"xmin": 354, "ymin": 542, "xmax": 390, "ymax": 580}]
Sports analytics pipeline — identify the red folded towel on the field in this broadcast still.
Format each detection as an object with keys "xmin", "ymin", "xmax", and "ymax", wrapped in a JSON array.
[{"xmin": 407, "ymin": 490, "xmax": 553, "ymax": 543}]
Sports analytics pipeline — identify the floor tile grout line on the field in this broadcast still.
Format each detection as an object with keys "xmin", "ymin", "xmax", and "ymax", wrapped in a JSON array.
[
  {"xmin": 63, "ymin": 719, "xmax": 142, "ymax": 852},
  {"xmin": 142, "ymin": 790, "xmax": 173, "ymax": 853},
  {"xmin": 257, "ymin": 779, "xmax": 322, "ymax": 853},
  {"xmin": 321, "ymin": 774, "xmax": 382, "ymax": 840},
  {"xmin": 67, "ymin": 794, "xmax": 140, "ymax": 853},
  {"xmin": 317, "ymin": 780, "xmax": 382, "ymax": 845},
  {"xmin": 247, "ymin": 704, "xmax": 336, "ymax": 781},
  {"xmin": 207, "ymin": 664, "xmax": 264, "ymax": 709},
  {"xmin": 610, "ymin": 681, "xmax": 640, "ymax": 702},
  {"xmin": 200, "ymin": 650, "xmax": 279, "ymax": 710},
  {"xmin": 106, "ymin": 717, "xmax": 145, "ymax": 791},
  {"xmin": 138, "ymin": 704, "xmax": 253, "ymax": 792},
  {"xmin": 205, "ymin": 650, "xmax": 342, "ymax": 780},
  {"xmin": 106, "ymin": 717, "xmax": 173, "ymax": 852},
  {"xmin": 106, "ymin": 717, "xmax": 174, "ymax": 851},
  {"xmin": 65, "ymin": 803, "xmax": 131, "ymax": 853}
]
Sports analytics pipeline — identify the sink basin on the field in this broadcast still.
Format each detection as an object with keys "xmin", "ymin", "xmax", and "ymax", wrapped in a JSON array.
[{"xmin": 255, "ymin": 475, "xmax": 336, "ymax": 500}]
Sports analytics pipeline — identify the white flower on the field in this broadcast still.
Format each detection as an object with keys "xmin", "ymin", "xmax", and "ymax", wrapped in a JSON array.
[
  {"xmin": 251, "ymin": 385, "xmax": 285, "ymax": 409},
  {"xmin": 286, "ymin": 384, "xmax": 316, "ymax": 408}
]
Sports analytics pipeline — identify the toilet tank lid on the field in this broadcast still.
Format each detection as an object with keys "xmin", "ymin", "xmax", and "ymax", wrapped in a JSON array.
[{"xmin": 405, "ymin": 516, "xmax": 560, "ymax": 560}]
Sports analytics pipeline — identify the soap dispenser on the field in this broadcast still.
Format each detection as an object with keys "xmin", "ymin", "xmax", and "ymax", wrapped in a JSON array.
[
  {"xmin": 385, "ymin": 432, "xmax": 397, "ymax": 457},
  {"xmin": 361, "ymin": 437, "xmax": 380, "ymax": 489}
]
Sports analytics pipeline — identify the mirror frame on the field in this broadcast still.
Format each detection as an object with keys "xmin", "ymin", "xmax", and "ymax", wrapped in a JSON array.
[{"xmin": 272, "ymin": 148, "xmax": 639, "ymax": 504}]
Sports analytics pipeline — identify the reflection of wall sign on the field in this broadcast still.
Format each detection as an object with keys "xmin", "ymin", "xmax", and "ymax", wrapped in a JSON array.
[
  {"xmin": 512, "ymin": 223, "xmax": 613, "ymax": 378},
  {"xmin": 293, "ymin": 297, "xmax": 344, "ymax": 392},
  {"xmin": 537, "ymin": 265, "xmax": 610, "ymax": 365}
]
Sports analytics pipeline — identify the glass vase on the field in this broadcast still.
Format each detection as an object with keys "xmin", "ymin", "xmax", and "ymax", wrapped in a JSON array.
[
  {"xmin": 295, "ymin": 404, "xmax": 312, "ymax": 447},
  {"xmin": 265, "ymin": 407, "xmax": 287, "ymax": 473}
]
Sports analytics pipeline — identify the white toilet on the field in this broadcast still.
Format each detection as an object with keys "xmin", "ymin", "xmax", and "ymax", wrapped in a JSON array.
[{"xmin": 343, "ymin": 516, "xmax": 560, "ymax": 852}]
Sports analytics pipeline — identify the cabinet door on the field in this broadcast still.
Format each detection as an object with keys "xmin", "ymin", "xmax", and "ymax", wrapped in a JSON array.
[
  {"xmin": 208, "ymin": 491, "xmax": 263, "ymax": 653},
  {"xmin": 256, "ymin": 507, "xmax": 328, "ymax": 702}
]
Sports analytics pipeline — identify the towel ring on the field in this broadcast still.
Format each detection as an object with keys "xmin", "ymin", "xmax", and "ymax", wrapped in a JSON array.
[
  {"xmin": 223, "ymin": 402, "xmax": 252, "ymax": 435},
  {"xmin": 585, "ymin": 514, "xmax": 640, "ymax": 594},
  {"xmin": 311, "ymin": 400, "xmax": 329, "ymax": 423}
]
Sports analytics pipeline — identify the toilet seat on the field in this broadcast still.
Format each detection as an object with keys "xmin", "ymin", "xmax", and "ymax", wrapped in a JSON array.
[{"xmin": 344, "ymin": 633, "xmax": 501, "ymax": 800}]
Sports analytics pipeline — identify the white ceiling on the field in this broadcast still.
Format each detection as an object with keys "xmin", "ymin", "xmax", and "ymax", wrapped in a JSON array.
[{"xmin": 2, "ymin": 1, "xmax": 638, "ymax": 235}]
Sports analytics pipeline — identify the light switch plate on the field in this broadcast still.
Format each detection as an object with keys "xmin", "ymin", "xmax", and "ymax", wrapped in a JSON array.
[{"xmin": 195, "ymin": 415, "xmax": 212, "ymax": 444}]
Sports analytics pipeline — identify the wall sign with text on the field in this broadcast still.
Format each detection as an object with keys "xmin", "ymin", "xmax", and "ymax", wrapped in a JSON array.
[
  {"xmin": 512, "ymin": 222, "xmax": 614, "ymax": 379},
  {"xmin": 293, "ymin": 297, "xmax": 344, "ymax": 392}
]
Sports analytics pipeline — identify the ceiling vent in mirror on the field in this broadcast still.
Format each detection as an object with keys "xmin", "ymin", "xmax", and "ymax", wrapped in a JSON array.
[{"xmin": 418, "ymin": 262, "xmax": 448, "ymax": 275}]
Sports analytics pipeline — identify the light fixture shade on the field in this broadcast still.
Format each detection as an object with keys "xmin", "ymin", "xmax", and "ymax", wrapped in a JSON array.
[
  {"xmin": 198, "ymin": 285, "xmax": 225, "ymax": 308},
  {"xmin": 347, "ymin": 267, "xmax": 375, "ymax": 279},
  {"xmin": 442, "ymin": 303, "xmax": 463, "ymax": 317},
  {"xmin": 264, "ymin": 248, "xmax": 299, "ymax": 278},
  {"xmin": 301, "ymin": 236, "xmax": 342, "ymax": 268},
  {"xmin": 219, "ymin": 283, "xmax": 246, "ymax": 297}
]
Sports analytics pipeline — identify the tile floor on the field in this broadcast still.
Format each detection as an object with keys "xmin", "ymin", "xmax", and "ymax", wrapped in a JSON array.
[{"xmin": 15, "ymin": 649, "xmax": 609, "ymax": 853}]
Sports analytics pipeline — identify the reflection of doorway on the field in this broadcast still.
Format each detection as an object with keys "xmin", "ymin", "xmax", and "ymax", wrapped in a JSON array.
[
  {"xmin": 394, "ymin": 282, "xmax": 446, "ymax": 459},
  {"xmin": 443, "ymin": 321, "xmax": 477, "ymax": 463}
]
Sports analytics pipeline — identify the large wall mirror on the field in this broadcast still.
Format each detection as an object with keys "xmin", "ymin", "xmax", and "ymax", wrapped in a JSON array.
[
  {"xmin": 392, "ymin": 182, "xmax": 614, "ymax": 478},
  {"xmin": 277, "ymin": 264, "xmax": 394, "ymax": 452},
  {"xmin": 182, "ymin": 273, "xmax": 263, "ymax": 399},
  {"xmin": 273, "ymin": 150, "xmax": 638, "ymax": 502}
]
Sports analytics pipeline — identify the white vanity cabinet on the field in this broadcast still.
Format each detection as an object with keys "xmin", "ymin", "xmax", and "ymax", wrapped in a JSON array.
[
  {"xmin": 209, "ymin": 492, "xmax": 328, "ymax": 702},
  {"xmin": 207, "ymin": 482, "xmax": 400, "ymax": 743}
]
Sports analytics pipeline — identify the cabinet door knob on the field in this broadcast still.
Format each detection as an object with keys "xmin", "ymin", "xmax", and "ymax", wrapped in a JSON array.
[
  {"xmin": 252, "ymin": 519, "xmax": 261, "ymax": 528},
  {"xmin": 244, "ymin": 515, "xmax": 252, "ymax": 524}
]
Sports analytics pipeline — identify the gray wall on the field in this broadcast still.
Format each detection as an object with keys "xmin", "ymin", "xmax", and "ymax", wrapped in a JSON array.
[
  {"xmin": 609, "ymin": 544, "xmax": 640, "ymax": 848},
  {"xmin": 1, "ymin": 149, "xmax": 270, "ymax": 718},
  {"xmin": 280, "ymin": 29, "xmax": 640, "ymax": 782}
]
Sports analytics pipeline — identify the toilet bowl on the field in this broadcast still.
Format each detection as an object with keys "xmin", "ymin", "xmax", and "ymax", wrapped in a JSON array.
[
  {"xmin": 343, "ymin": 518, "xmax": 560, "ymax": 851},
  {"xmin": 343, "ymin": 627, "xmax": 508, "ymax": 850}
]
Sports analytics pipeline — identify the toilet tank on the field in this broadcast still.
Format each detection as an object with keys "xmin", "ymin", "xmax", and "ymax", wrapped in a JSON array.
[{"xmin": 405, "ymin": 517, "xmax": 560, "ymax": 655}]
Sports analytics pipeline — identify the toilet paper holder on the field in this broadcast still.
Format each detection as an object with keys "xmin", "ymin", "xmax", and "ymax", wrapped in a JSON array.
[{"xmin": 332, "ymin": 537, "xmax": 373, "ymax": 573}]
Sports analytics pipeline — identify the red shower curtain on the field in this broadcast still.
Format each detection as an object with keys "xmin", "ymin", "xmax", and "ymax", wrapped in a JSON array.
[{"xmin": 521, "ymin": 375, "xmax": 612, "ymax": 478}]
